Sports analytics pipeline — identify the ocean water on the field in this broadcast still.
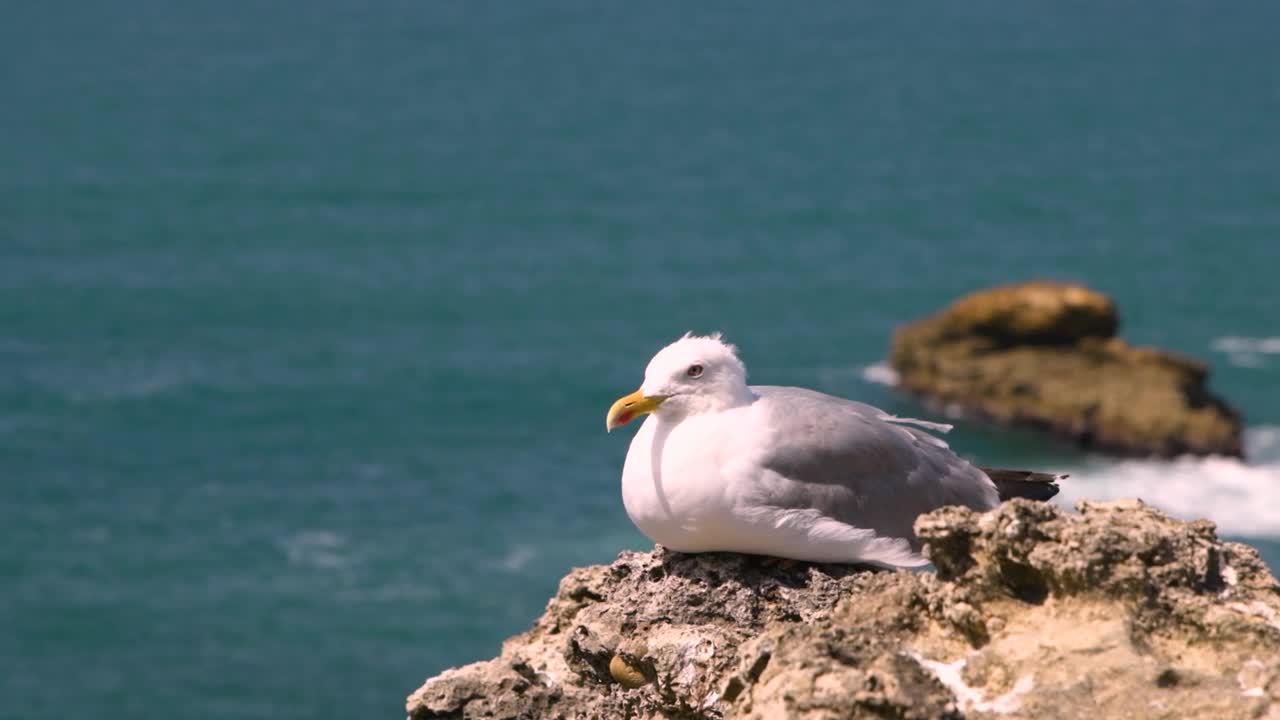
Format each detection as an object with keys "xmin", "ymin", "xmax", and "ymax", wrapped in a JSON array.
[{"xmin": 4, "ymin": 2, "xmax": 1280, "ymax": 718}]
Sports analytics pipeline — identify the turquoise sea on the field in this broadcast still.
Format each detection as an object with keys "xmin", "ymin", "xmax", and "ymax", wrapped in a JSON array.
[{"xmin": 4, "ymin": 2, "xmax": 1280, "ymax": 718}]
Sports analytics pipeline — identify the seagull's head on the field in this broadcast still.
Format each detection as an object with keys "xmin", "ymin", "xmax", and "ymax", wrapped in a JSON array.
[{"xmin": 606, "ymin": 332, "xmax": 750, "ymax": 431}]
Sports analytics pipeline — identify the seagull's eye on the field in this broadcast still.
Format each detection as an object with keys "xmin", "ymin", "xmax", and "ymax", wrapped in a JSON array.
[{"xmin": 686, "ymin": 364, "xmax": 704, "ymax": 378}]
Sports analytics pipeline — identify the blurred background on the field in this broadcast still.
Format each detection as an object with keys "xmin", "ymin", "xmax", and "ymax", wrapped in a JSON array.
[{"xmin": 4, "ymin": 2, "xmax": 1279, "ymax": 718}]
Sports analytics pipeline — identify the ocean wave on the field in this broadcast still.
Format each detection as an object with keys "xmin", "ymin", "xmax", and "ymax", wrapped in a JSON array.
[
  {"xmin": 1055, "ymin": 426, "xmax": 1280, "ymax": 538},
  {"xmin": 1211, "ymin": 336, "xmax": 1280, "ymax": 368},
  {"xmin": 859, "ymin": 362, "xmax": 900, "ymax": 387},
  {"xmin": 27, "ymin": 362, "xmax": 201, "ymax": 402},
  {"xmin": 496, "ymin": 544, "xmax": 538, "ymax": 572},
  {"xmin": 280, "ymin": 530, "xmax": 351, "ymax": 569}
]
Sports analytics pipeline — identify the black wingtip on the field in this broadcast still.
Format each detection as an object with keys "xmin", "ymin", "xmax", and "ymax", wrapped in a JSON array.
[{"xmin": 980, "ymin": 467, "xmax": 1064, "ymax": 502}]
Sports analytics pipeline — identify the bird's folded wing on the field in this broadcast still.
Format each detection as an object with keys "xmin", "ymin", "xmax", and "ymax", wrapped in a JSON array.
[{"xmin": 748, "ymin": 386, "xmax": 999, "ymax": 547}]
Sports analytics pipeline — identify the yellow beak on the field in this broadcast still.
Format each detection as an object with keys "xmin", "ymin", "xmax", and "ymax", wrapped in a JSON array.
[{"xmin": 605, "ymin": 389, "xmax": 666, "ymax": 432}]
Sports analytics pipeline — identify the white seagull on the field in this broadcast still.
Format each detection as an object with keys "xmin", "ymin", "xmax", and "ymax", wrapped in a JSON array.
[{"xmin": 605, "ymin": 333, "xmax": 1060, "ymax": 568}]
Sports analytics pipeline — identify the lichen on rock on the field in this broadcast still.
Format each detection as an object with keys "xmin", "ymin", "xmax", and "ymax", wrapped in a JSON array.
[
  {"xmin": 407, "ymin": 500, "xmax": 1280, "ymax": 719},
  {"xmin": 888, "ymin": 281, "xmax": 1243, "ymax": 458}
]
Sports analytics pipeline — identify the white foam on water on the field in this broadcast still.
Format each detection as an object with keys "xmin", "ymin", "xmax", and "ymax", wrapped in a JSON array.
[
  {"xmin": 498, "ymin": 544, "xmax": 537, "ymax": 572},
  {"xmin": 335, "ymin": 581, "xmax": 441, "ymax": 603},
  {"xmin": 1212, "ymin": 337, "xmax": 1280, "ymax": 354},
  {"xmin": 280, "ymin": 530, "xmax": 351, "ymax": 569},
  {"xmin": 1210, "ymin": 336, "xmax": 1280, "ymax": 368},
  {"xmin": 859, "ymin": 362, "xmax": 900, "ymax": 387},
  {"xmin": 1055, "ymin": 426, "xmax": 1280, "ymax": 538}
]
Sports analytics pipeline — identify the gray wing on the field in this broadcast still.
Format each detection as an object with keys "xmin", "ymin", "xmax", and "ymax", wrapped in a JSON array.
[{"xmin": 749, "ymin": 385, "xmax": 999, "ymax": 549}]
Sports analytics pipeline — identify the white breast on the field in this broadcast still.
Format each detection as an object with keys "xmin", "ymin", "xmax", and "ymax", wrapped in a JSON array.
[{"xmin": 620, "ymin": 411, "xmax": 747, "ymax": 552}]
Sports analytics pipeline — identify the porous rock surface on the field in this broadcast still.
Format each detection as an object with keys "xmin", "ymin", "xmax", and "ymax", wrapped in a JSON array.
[
  {"xmin": 888, "ymin": 281, "xmax": 1243, "ymax": 458},
  {"xmin": 407, "ymin": 499, "xmax": 1280, "ymax": 719}
]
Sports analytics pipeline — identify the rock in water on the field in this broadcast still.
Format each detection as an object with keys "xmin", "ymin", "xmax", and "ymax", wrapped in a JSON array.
[
  {"xmin": 889, "ymin": 280, "xmax": 1243, "ymax": 458},
  {"xmin": 406, "ymin": 500, "xmax": 1280, "ymax": 719}
]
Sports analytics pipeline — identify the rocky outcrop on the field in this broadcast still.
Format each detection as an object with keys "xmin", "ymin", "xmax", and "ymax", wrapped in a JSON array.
[
  {"xmin": 407, "ymin": 500, "xmax": 1280, "ymax": 719},
  {"xmin": 888, "ymin": 281, "xmax": 1243, "ymax": 458}
]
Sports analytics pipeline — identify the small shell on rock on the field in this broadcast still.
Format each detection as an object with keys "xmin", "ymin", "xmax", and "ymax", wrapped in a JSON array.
[{"xmin": 609, "ymin": 654, "xmax": 650, "ymax": 689}]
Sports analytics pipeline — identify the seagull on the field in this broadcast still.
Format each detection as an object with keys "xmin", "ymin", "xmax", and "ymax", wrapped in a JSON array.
[{"xmin": 605, "ymin": 333, "xmax": 1060, "ymax": 567}]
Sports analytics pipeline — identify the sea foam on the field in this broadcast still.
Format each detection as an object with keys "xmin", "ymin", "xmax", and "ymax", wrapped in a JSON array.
[
  {"xmin": 280, "ymin": 530, "xmax": 351, "ymax": 569},
  {"xmin": 860, "ymin": 362, "xmax": 900, "ymax": 387},
  {"xmin": 1055, "ymin": 426, "xmax": 1280, "ymax": 538},
  {"xmin": 1211, "ymin": 336, "xmax": 1280, "ymax": 368}
]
